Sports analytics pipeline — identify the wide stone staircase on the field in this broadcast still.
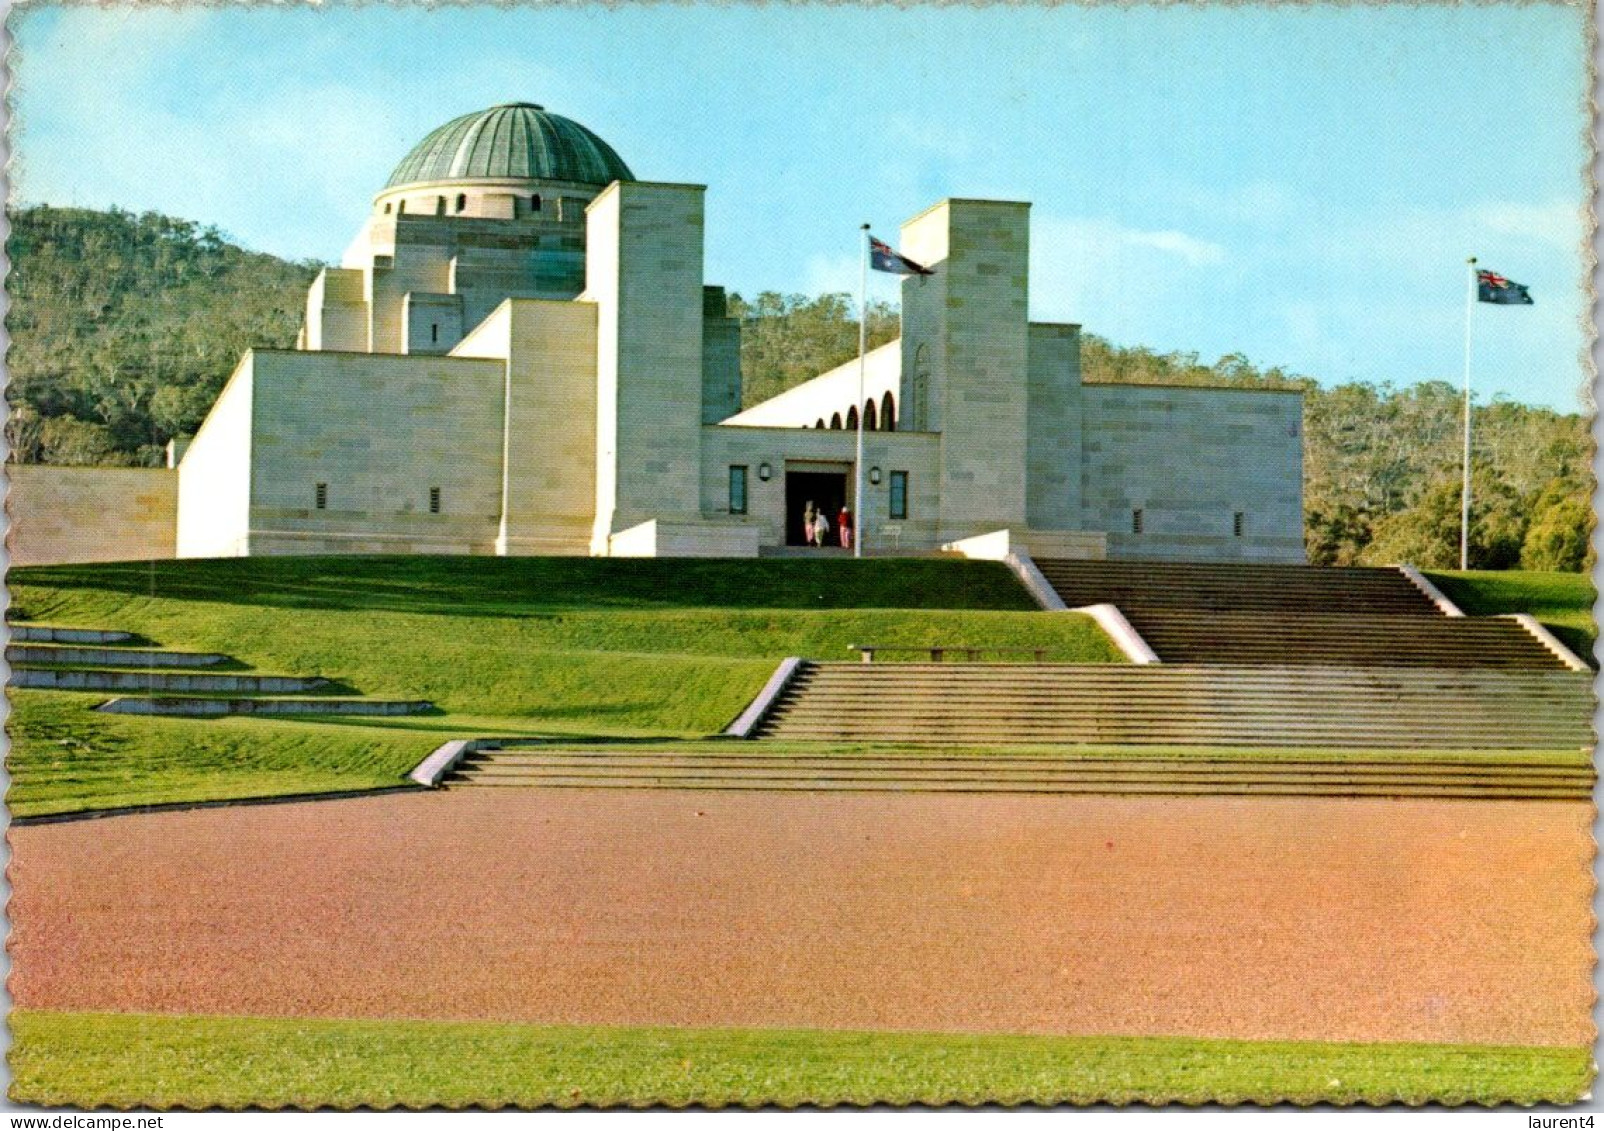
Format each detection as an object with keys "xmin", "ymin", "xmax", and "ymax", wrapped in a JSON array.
[
  {"xmin": 8, "ymin": 623, "xmax": 433, "ymax": 717},
  {"xmin": 750, "ymin": 663, "xmax": 1593, "ymax": 749},
  {"xmin": 1032, "ymin": 559, "xmax": 1570, "ymax": 669},
  {"xmin": 446, "ymin": 744, "xmax": 1592, "ymax": 800}
]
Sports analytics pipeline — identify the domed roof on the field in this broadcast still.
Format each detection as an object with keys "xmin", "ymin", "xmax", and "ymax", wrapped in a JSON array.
[{"xmin": 385, "ymin": 102, "xmax": 634, "ymax": 189}]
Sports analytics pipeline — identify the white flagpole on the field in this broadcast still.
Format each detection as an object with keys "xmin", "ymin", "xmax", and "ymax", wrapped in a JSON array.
[
  {"xmin": 1460, "ymin": 256, "xmax": 1477, "ymax": 571},
  {"xmin": 854, "ymin": 223, "xmax": 869, "ymax": 560}
]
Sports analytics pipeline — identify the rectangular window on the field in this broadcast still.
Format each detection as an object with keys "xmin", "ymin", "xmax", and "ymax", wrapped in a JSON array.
[
  {"xmin": 315, "ymin": 483, "xmax": 328, "ymax": 511},
  {"xmin": 430, "ymin": 487, "xmax": 442, "ymax": 514},
  {"xmin": 728, "ymin": 465, "xmax": 748, "ymax": 515},
  {"xmin": 1132, "ymin": 508, "xmax": 1144, "ymax": 534},
  {"xmin": 889, "ymin": 471, "xmax": 909, "ymax": 520},
  {"xmin": 1233, "ymin": 511, "xmax": 1245, "ymax": 538}
]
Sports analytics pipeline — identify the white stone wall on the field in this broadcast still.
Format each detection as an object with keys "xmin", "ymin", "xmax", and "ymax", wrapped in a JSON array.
[
  {"xmin": 700, "ymin": 287, "xmax": 743, "ymax": 425},
  {"xmin": 899, "ymin": 199, "xmax": 1032, "ymax": 541},
  {"xmin": 241, "ymin": 349, "xmax": 506, "ymax": 555},
  {"xmin": 1025, "ymin": 323, "xmax": 1085, "ymax": 530},
  {"xmin": 586, "ymin": 182, "xmax": 709, "ymax": 552},
  {"xmin": 403, "ymin": 293, "xmax": 466, "ymax": 356},
  {"xmin": 1081, "ymin": 383, "xmax": 1305, "ymax": 562},
  {"xmin": 9, "ymin": 466, "xmax": 178, "ymax": 565},
  {"xmin": 177, "ymin": 353, "xmax": 255, "ymax": 557},
  {"xmin": 453, "ymin": 299, "xmax": 599, "ymax": 555},
  {"xmin": 304, "ymin": 268, "xmax": 368, "ymax": 352},
  {"xmin": 700, "ymin": 425, "xmax": 942, "ymax": 551}
]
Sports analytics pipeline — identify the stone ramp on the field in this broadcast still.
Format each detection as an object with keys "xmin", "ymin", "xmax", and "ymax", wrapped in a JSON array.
[
  {"xmin": 450, "ymin": 747, "xmax": 1594, "ymax": 801},
  {"xmin": 753, "ymin": 663, "xmax": 1593, "ymax": 749}
]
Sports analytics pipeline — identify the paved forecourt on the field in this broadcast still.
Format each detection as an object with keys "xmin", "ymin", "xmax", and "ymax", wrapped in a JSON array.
[{"xmin": 12, "ymin": 787, "xmax": 1591, "ymax": 1048}]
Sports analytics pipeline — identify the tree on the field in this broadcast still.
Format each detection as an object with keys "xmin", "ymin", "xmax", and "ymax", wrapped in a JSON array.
[
  {"xmin": 1360, "ymin": 470, "xmax": 1527, "ymax": 570},
  {"xmin": 6, "ymin": 205, "xmax": 318, "ymax": 466},
  {"xmin": 1521, "ymin": 479, "xmax": 1595, "ymax": 572}
]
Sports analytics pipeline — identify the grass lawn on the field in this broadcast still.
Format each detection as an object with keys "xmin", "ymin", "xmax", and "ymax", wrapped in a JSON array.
[
  {"xmin": 1426, "ymin": 569, "xmax": 1597, "ymax": 664},
  {"xmin": 8, "ymin": 557, "xmax": 1122, "ymax": 816},
  {"xmin": 10, "ymin": 1011, "xmax": 1591, "ymax": 1108}
]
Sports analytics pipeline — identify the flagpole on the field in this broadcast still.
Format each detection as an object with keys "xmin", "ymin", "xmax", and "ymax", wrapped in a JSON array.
[
  {"xmin": 854, "ymin": 223, "xmax": 869, "ymax": 560},
  {"xmin": 1460, "ymin": 256, "xmax": 1476, "ymax": 571}
]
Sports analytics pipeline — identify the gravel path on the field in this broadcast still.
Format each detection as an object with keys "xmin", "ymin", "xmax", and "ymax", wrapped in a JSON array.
[{"xmin": 11, "ymin": 789, "xmax": 1593, "ymax": 1046}]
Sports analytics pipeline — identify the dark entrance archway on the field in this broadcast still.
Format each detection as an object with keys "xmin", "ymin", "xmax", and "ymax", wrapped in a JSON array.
[{"xmin": 785, "ymin": 468, "xmax": 849, "ymax": 547}]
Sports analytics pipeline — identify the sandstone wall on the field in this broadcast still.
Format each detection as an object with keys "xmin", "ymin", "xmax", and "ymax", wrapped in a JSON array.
[
  {"xmin": 1081, "ymin": 384, "xmax": 1305, "ymax": 563},
  {"xmin": 9, "ymin": 465, "xmax": 177, "ymax": 566}
]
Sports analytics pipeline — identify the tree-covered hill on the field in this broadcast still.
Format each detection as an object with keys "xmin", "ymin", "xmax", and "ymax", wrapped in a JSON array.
[
  {"xmin": 7, "ymin": 205, "xmax": 319, "ymax": 466},
  {"xmin": 5, "ymin": 206, "xmax": 1592, "ymax": 570}
]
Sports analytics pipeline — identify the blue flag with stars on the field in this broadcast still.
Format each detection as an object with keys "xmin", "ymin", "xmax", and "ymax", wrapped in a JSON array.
[
  {"xmin": 1477, "ymin": 269, "xmax": 1534, "ymax": 305},
  {"xmin": 869, "ymin": 235, "xmax": 933, "ymax": 277}
]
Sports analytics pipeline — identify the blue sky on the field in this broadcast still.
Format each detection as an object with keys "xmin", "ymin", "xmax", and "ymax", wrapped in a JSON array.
[{"xmin": 10, "ymin": 3, "xmax": 1593, "ymax": 410}]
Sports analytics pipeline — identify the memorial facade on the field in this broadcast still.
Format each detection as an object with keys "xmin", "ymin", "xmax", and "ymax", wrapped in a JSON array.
[{"xmin": 18, "ymin": 102, "xmax": 1307, "ymax": 564}]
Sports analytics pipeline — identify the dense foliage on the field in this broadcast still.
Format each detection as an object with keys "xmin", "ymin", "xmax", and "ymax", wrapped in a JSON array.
[
  {"xmin": 6, "ymin": 207, "xmax": 1592, "ymax": 570},
  {"xmin": 731, "ymin": 291, "xmax": 900, "ymax": 408},
  {"xmin": 7, "ymin": 205, "xmax": 318, "ymax": 466}
]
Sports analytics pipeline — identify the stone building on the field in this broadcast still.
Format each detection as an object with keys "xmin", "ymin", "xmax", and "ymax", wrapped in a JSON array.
[{"xmin": 10, "ymin": 102, "xmax": 1305, "ymax": 565}]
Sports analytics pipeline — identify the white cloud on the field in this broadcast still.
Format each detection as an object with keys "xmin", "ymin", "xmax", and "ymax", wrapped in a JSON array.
[
  {"xmin": 1029, "ymin": 214, "xmax": 1227, "ymax": 327},
  {"xmin": 1465, "ymin": 199, "xmax": 1586, "ymax": 254}
]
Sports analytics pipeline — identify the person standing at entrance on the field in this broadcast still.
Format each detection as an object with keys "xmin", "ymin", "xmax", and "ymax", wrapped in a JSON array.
[
  {"xmin": 803, "ymin": 501, "xmax": 816, "ymax": 547},
  {"xmin": 812, "ymin": 509, "xmax": 830, "ymax": 548},
  {"xmin": 837, "ymin": 504, "xmax": 853, "ymax": 550}
]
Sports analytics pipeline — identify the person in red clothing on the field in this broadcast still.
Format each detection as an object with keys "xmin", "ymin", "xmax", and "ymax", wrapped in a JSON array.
[{"xmin": 837, "ymin": 504, "xmax": 853, "ymax": 550}]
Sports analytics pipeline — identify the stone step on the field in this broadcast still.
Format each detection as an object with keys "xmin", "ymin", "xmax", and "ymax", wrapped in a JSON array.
[
  {"xmin": 1033, "ymin": 560, "xmax": 1441, "ymax": 618},
  {"xmin": 754, "ymin": 662, "xmax": 1593, "ymax": 748},
  {"xmin": 449, "ymin": 752, "xmax": 1593, "ymax": 800}
]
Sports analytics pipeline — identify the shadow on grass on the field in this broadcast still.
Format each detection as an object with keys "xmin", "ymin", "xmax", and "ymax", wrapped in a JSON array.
[{"xmin": 10, "ymin": 556, "xmax": 1037, "ymax": 617}]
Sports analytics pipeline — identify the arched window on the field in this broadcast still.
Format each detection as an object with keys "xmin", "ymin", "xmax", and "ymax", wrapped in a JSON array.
[
  {"xmin": 881, "ymin": 391, "xmax": 896, "ymax": 432},
  {"xmin": 816, "ymin": 418, "xmax": 826, "ymax": 430},
  {"xmin": 435, "ymin": 196, "xmax": 446, "ymax": 216},
  {"xmin": 456, "ymin": 194, "xmax": 467, "ymax": 213},
  {"xmin": 531, "ymin": 194, "xmax": 543, "ymax": 212},
  {"xmin": 846, "ymin": 406, "xmax": 859, "ymax": 429},
  {"xmin": 830, "ymin": 412, "xmax": 843, "ymax": 430},
  {"xmin": 863, "ymin": 400, "xmax": 878, "ymax": 430},
  {"xmin": 912, "ymin": 344, "xmax": 931, "ymax": 430}
]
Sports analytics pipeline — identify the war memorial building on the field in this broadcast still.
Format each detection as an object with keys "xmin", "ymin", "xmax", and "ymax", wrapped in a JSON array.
[{"xmin": 11, "ymin": 102, "xmax": 1306, "ymax": 565}]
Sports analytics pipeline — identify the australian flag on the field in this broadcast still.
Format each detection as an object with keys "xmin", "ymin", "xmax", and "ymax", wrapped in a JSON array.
[
  {"xmin": 1477, "ymin": 269, "xmax": 1534, "ymax": 305},
  {"xmin": 870, "ymin": 235, "xmax": 934, "ymax": 276}
]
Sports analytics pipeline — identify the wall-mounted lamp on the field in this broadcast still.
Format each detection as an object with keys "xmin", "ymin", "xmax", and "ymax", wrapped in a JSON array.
[
  {"xmin": 757, "ymin": 462, "xmax": 773, "ymax": 482},
  {"xmin": 868, "ymin": 467, "xmax": 883, "ymax": 485}
]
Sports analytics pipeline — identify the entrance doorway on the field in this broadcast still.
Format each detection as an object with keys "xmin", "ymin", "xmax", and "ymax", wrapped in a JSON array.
[{"xmin": 785, "ymin": 469, "xmax": 849, "ymax": 547}]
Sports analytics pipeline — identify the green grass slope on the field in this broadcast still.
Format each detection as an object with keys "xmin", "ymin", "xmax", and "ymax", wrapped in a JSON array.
[
  {"xmin": 9, "ymin": 557, "xmax": 1121, "ymax": 816},
  {"xmin": 11, "ymin": 1011, "xmax": 1590, "ymax": 1107},
  {"xmin": 1425, "ymin": 569, "xmax": 1597, "ymax": 665}
]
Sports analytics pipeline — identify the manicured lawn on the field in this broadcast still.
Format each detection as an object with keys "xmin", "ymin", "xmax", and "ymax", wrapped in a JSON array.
[
  {"xmin": 9, "ymin": 1011, "xmax": 1590, "ymax": 1108},
  {"xmin": 8, "ymin": 557, "xmax": 1123, "ymax": 816},
  {"xmin": 1426, "ymin": 569, "xmax": 1597, "ymax": 664}
]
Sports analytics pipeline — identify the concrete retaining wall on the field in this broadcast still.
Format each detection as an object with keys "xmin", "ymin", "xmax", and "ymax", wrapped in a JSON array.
[
  {"xmin": 8, "ymin": 645, "xmax": 229, "ymax": 668},
  {"xmin": 97, "ymin": 697, "xmax": 433, "ymax": 717},
  {"xmin": 14, "ymin": 669, "xmax": 329, "ymax": 693},
  {"xmin": 10, "ymin": 626, "xmax": 136, "ymax": 645}
]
